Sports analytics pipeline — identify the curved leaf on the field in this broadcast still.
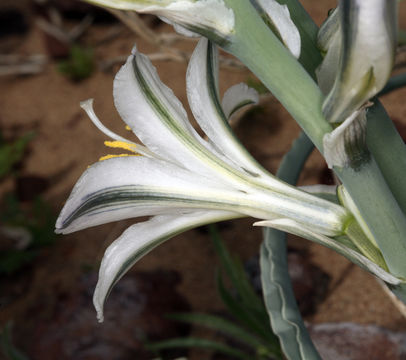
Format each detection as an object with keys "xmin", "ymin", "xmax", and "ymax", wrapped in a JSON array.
[{"xmin": 260, "ymin": 132, "xmax": 321, "ymax": 360}]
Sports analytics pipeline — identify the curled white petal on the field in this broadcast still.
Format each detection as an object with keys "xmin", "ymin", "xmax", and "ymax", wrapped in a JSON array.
[
  {"xmin": 86, "ymin": 0, "xmax": 235, "ymax": 37},
  {"xmin": 254, "ymin": 0, "xmax": 301, "ymax": 58},
  {"xmin": 94, "ymin": 210, "xmax": 240, "ymax": 322},
  {"xmin": 222, "ymin": 83, "xmax": 259, "ymax": 119},
  {"xmin": 186, "ymin": 38, "xmax": 299, "ymax": 193}
]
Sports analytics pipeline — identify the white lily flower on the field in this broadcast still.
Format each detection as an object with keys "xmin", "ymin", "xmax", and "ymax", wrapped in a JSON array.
[
  {"xmin": 318, "ymin": 0, "xmax": 397, "ymax": 124},
  {"xmin": 56, "ymin": 38, "xmax": 351, "ymax": 321},
  {"xmin": 84, "ymin": 0, "xmax": 235, "ymax": 40}
]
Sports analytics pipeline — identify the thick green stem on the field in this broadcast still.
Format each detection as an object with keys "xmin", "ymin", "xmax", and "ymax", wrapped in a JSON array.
[
  {"xmin": 335, "ymin": 159, "xmax": 406, "ymax": 277},
  {"xmin": 367, "ymin": 101, "xmax": 406, "ymax": 214}
]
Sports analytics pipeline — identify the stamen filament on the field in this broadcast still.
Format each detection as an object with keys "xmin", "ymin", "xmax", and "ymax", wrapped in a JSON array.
[
  {"xmin": 80, "ymin": 99, "xmax": 157, "ymax": 158},
  {"xmin": 80, "ymin": 99, "xmax": 136, "ymax": 144}
]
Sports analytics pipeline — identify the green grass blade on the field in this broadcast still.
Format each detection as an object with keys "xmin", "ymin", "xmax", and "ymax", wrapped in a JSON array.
[
  {"xmin": 209, "ymin": 225, "xmax": 266, "ymax": 318},
  {"xmin": 216, "ymin": 272, "xmax": 281, "ymax": 354},
  {"xmin": 147, "ymin": 337, "xmax": 249, "ymax": 359},
  {"xmin": 0, "ymin": 133, "xmax": 34, "ymax": 179}
]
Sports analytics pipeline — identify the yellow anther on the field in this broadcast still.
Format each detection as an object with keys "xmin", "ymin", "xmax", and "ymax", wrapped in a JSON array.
[
  {"xmin": 104, "ymin": 140, "xmax": 137, "ymax": 153},
  {"xmin": 99, "ymin": 154, "xmax": 139, "ymax": 161},
  {"xmin": 125, "ymin": 125, "xmax": 132, "ymax": 131}
]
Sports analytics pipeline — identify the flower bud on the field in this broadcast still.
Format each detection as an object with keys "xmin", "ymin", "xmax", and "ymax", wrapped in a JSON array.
[{"xmin": 319, "ymin": 0, "xmax": 397, "ymax": 124}]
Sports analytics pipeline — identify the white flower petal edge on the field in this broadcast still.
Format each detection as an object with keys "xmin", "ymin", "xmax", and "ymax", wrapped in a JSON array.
[
  {"xmin": 221, "ymin": 83, "xmax": 259, "ymax": 120},
  {"xmin": 186, "ymin": 38, "xmax": 312, "ymax": 196},
  {"xmin": 254, "ymin": 219, "xmax": 401, "ymax": 285},
  {"xmin": 94, "ymin": 210, "xmax": 241, "ymax": 322},
  {"xmin": 186, "ymin": 38, "xmax": 266, "ymax": 177},
  {"xmin": 252, "ymin": 0, "xmax": 301, "ymax": 58},
  {"xmin": 85, "ymin": 0, "xmax": 235, "ymax": 38}
]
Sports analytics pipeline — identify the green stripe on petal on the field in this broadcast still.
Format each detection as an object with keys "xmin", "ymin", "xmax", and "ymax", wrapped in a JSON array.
[
  {"xmin": 115, "ymin": 46, "xmax": 269, "ymax": 189},
  {"xmin": 93, "ymin": 211, "xmax": 241, "ymax": 322},
  {"xmin": 186, "ymin": 38, "xmax": 343, "ymax": 208},
  {"xmin": 56, "ymin": 155, "xmax": 350, "ymax": 238},
  {"xmin": 56, "ymin": 157, "xmax": 256, "ymax": 234}
]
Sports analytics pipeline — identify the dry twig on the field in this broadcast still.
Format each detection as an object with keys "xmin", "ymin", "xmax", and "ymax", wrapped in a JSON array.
[{"xmin": 0, "ymin": 54, "xmax": 47, "ymax": 76}]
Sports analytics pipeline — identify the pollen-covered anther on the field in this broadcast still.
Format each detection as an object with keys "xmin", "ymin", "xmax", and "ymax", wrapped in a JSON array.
[
  {"xmin": 99, "ymin": 140, "xmax": 141, "ymax": 162},
  {"xmin": 104, "ymin": 140, "xmax": 137, "ymax": 153}
]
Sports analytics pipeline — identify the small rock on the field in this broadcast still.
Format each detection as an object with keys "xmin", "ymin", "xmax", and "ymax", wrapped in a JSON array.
[
  {"xmin": 245, "ymin": 250, "xmax": 330, "ymax": 316},
  {"xmin": 308, "ymin": 322, "xmax": 406, "ymax": 360},
  {"xmin": 23, "ymin": 270, "xmax": 190, "ymax": 360}
]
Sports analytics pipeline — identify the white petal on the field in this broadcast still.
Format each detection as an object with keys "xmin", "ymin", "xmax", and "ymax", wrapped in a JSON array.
[
  {"xmin": 114, "ymin": 45, "xmax": 280, "ymax": 190},
  {"xmin": 86, "ymin": 0, "xmax": 235, "ymax": 37},
  {"xmin": 254, "ymin": 218, "xmax": 400, "ymax": 285},
  {"xmin": 186, "ymin": 38, "xmax": 307, "ymax": 195},
  {"xmin": 254, "ymin": 0, "xmax": 301, "ymax": 58},
  {"xmin": 221, "ymin": 83, "xmax": 259, "ymax": 119},
  {"xmin": 114, "ymin": 46, "xmax": 252, "ymax": 184},
  {"xmin": 299, "ymin": 184, "xmax": 337, "ymax": 195},
  {"xmin": 93, "ymin": 210, "xmax": 241, "ymax": 322},
  {"xmin": 186, "ymin": 38, "xmax": 256, "ymax": 173},
  {"xmin": 322, "ymin": 0, "xmax": 397, "ymax": 123},
  {"xmin": 56, "ymin": 156, "xmax": 249, "ymax": 234},
  {"xmin": 114, "ymin": 47, "xmax": 196, "ymax": 157}
]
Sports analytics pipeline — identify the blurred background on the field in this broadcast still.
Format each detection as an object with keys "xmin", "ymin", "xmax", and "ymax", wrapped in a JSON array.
[{"xmin": 1, "ymin": 0, "xmax": 406, "ymax": 359}]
